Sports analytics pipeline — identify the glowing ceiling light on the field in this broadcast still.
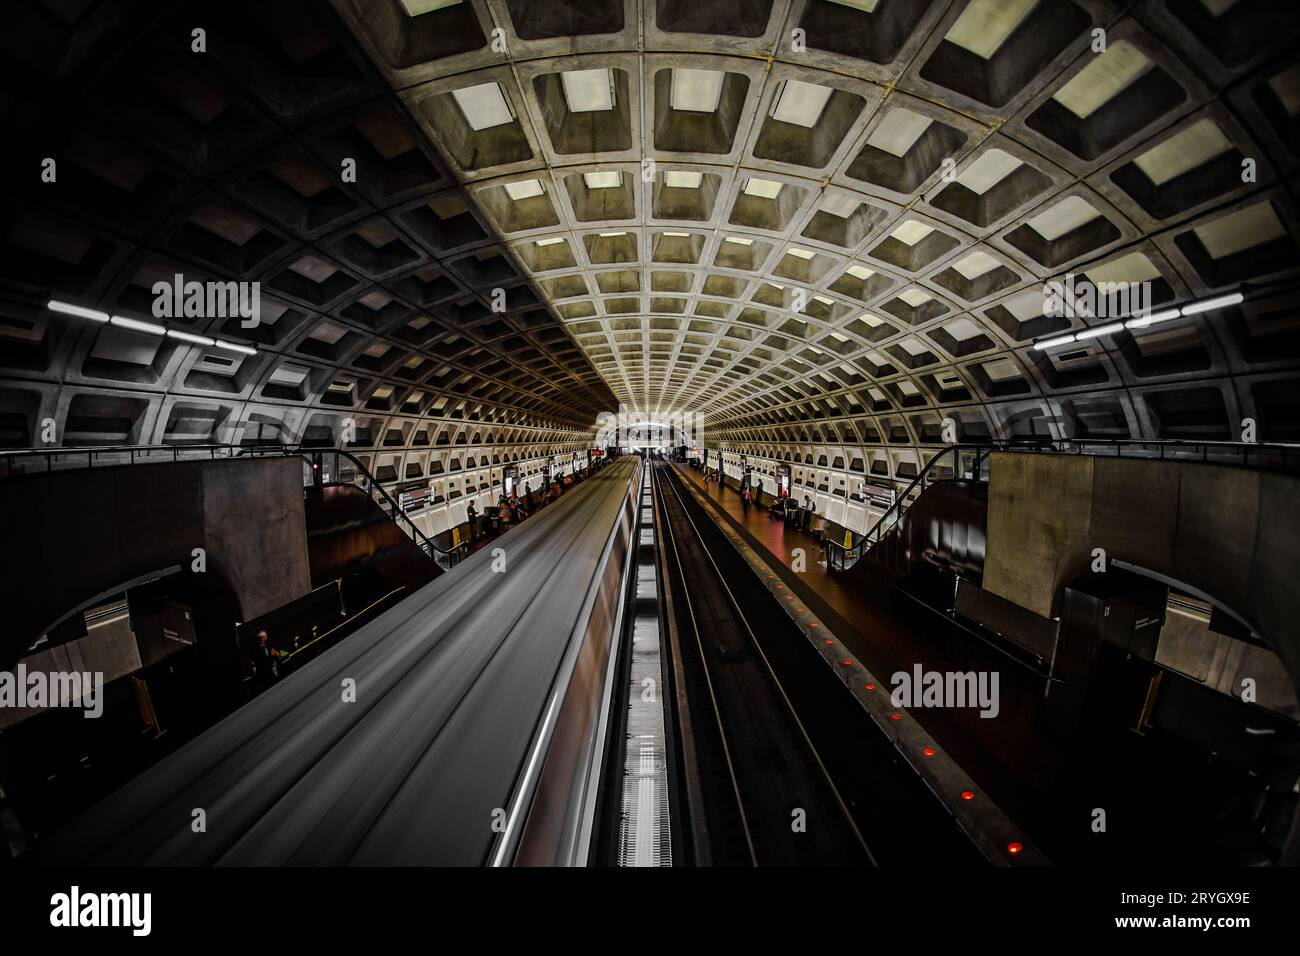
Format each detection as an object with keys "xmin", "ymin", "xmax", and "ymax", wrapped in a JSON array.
[
  {"xmin": 1181, "ymin": 291, "xmax": 1244, "ymax": 315},
  {"xmin": 47, "ymin": 299, "xmax": 109, "ymax": 323},
  {"xmin": 670, "ymin": 68, "xmax": 724, "ymax": 113},
  {"xmin": 451, "ymin": 82, "xmax": 514, "ymax": 131},
  {"xmin": 561, "ymin": 68, "xmax": 615, "ymax": 113},
  {"xmin": 1074, "ymin": 321, "xmax": 1125, "ymax": 340},
  {"xmin": 167, "ymin": 330, "xmax": 216, "ymax": 346},
  {"xmin": 582, "ymin": 171, "xmax": 622, "ymax": 190},
  {"xmin": 1125, "ymin": 308, "xmax": 1181, "ymax": 329},
  {"xmin": 1033, "ymin": 334, "xmax": 1077, "ymax": 351},
  {"xmin": 743, "ymin": 178, "xmax": 783, "ymax": 199},
  {"xmin": 504, "ymin": 179, "xmax": 544, "ymax": 201},
  {"xmin": 663, "ymin": 170, "xmax": 703, "ymax": 189},
  {"xmin": 109, "ymin": 315, "xmax": 165, "ymax": 335},
  {"xmin": 214, "ymin": 340, "xmax": 257, "ymax": 356},
  {"xmin": 770, "ymin": 79, "xmax": 834, "ymax": 128}
]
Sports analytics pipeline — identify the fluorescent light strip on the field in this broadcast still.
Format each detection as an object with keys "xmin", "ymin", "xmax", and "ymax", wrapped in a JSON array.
[
  {"xmin": 110, "ymin": 315, "xmax": 166, "ymax": 335},
  {"xmin": 1036, "ymin": 290, "xmax": 1247, "ymax": 348},
  {"xmin": 47, "ymin": 299, "xmax": 110, "ymax": 323},
  {"xmin": 1033, "ymin": 334, "xmax": 1076, "ymax": 351},
  {"xmin": 48, "ymin": 298, "xmax": 258, "ymax": 354},
  {"xmin": 1074, "ymin": 321, "xmax": 1124, "ymax": 340},
  {"xmin": 1125, "ymin": 308, "xmax": 1181, "ymax": 329},
  {"xmin": 214, "ymin": 340, "xmax": 257, "ymax": 355},
  {"xmin": 167, "ymin": 330, "xmax": 216, "ymax": 346},
  {"xmin": 1181, "ymin": 291, "xmax": 1244, "ymax": 315}
]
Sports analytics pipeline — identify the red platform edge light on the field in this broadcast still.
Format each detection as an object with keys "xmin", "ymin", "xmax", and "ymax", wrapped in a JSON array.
[
  {"xmin": 960, "ymin": 790, "xmax": 974, "ymax": 800},
  {"xmin": 922, "ymin": 747, "xmax": 935, "ymax": 757},
  {"xmin": 889, "ymin": 712, "xmax": 901, "ymax": 720},
  {"xmin": 864, "ymin": 683, "xmax": 876, "ymax": 690},
  {"xmin": 1007, "ymin": 842, "xmax": 1023, "ymax": 855},
  {"xmin": 840, "ymin": 659, "xmax": 852, "ymax": 666}
]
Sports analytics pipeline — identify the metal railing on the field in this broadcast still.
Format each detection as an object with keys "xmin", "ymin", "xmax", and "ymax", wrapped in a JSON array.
[
  {"xmin": 822, "ymin": 436, "xmax": 1300, "ymax": 572},
  {"xmin": 301, "ymin": 449, "xmax": 467, "ymax": 570},
  {"xmin": 0, "ymin": 442, "xmax": 467, "ymax": 569},
  {"xmin": 825, "ymin": 443, "xmax": 999, "ymax": 571}
]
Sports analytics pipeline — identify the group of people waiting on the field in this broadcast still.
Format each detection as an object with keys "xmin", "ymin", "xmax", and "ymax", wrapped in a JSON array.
[{"xmin": 465, "ymin": 482, "xmax": 535, "ymax": 541}]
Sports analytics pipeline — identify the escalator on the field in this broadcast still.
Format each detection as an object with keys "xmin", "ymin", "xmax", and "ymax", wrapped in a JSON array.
[{"xmin": 304, "ymin": 482, "xmax": 441, "ymax": 615}]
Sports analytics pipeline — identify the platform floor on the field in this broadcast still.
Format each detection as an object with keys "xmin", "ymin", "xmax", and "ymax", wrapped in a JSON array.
[{"xmin": 671, "ymin": 463, "xmax": 1107, "ymax": 859}]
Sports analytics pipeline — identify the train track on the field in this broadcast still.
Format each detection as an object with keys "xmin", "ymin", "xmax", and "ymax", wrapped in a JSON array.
[
  {"xmin": 653, "ymin": 462, "xmax": 874, "ymax": 865},
  {"xmin": 653, "ymin": 461, "xmax": 984, "ymax": 867}
]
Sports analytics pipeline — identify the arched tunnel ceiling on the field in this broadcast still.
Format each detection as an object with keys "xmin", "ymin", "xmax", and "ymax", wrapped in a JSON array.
[
  {"xmin": 0, "ymin": 0, "xmax": 1298, "ymax": 463},
  {"xmin": 0, "ymin": 0, "xmax": 617, "ymax": 455}
]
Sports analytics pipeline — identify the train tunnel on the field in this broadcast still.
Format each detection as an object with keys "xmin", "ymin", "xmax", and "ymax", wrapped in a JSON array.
[{"xmin": 0, "ymin": 0, "xmax": 1298, "ymax": 940}]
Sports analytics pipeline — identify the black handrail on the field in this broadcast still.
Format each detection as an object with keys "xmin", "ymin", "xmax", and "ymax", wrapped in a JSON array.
[
  {"xmin": 302, "ymin": 449, "xmax": 467, "ymax": 568},
  {"xmin": 822, "ymin": 436, "xmax": 1300, "ymax": 571},
  {"xmin": 825, "ymin": 443, "xmax": 993, "ymax": 570}
]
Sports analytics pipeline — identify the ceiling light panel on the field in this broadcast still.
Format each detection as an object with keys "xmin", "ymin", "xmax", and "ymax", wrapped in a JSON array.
[
  {"xmin": 583, "ymin": 171, "xmax": 623, "ymax": 189},
  {"xmin": 452, "ymin": 83, "xmax": 516, "ymax": 133},
  {"xmin": 400, "ymin": 0, "xmax": 462, "ymax": 14},
  {"xmin": 504, "ymin": 179, "xmax": 545, "ymax": 200},
  {"xmin": 945, "ymin": 0, "xmax": 1038, "ymax": 59},
  {"xmin": 1132, "ymin": 119, "xmax": 1232, "ymax": 185},
  {"xmin": 743, "ymin": 178, "xmax": 783, "ymax": 199},
  {"xmin": 664, "ymin": 170, "xmax": 703, "ymax": 189},
  {"xmin": 1025, "ymin": 196, "xmax": 1100, "ymax": 241},
  {"xmin": 770, "ymin": 80, "xmax": 834, "ymax": 128},
  {"xmin": 867, "ymin": 108, "xmax": 933, "ymax": 157},
  {"xmin": 561, "ymin": 68, "xmax": 615, "ymax": 113},
  {"xmin": 1193, "ymin": 202, "xmax": 1286, "ymax": 259},
  {"xmin": 891, "ymin": 220, "xmax": 934, "ymax": 245},
  {"xmin": 952, "ymin": 251, "xmax": 1000, "ymax": 279},
  {"xmin": 1052, "ymin": 41, "xmax": 1153, "ymax": 119},
  {"xmin": 957, "ymin": 149, "xmax": 1021, "ymax": 194},
  {"xmin": 670, "ymin": 68, "xmax": 725, "ymax": 113}
]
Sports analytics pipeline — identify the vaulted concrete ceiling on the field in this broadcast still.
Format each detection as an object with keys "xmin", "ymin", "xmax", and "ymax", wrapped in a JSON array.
[
  {"xmin": 0, "ymin": 0, "xmax": 616, "ymax": 458},
  {"xmin": 0, "ymin": 0, "xmax": 1298, "ymax": 469},
  {"xmin": 332, "ymin": 0, "xmax": 1300, "ymax": 450}
]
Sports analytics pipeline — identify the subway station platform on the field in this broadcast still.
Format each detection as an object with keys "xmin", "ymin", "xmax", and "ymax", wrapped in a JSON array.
[{"xmin": 668, "ymin": 462, "xmax": 1273, "ymax": 864}]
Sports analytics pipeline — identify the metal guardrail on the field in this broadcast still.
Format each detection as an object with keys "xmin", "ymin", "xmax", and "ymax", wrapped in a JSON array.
[
  {"xmin": 0, "ymin": 442, "xmax": 467, "ymax": 569},
  {"xmin": 823, "ymin": 437, "xmax": 1300, "ymax": 572}
]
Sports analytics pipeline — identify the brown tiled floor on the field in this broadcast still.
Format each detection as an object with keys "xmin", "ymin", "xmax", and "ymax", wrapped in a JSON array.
[{"xmin": 671, "ymin": 463, "xmax": 1085, "ymax": 854}]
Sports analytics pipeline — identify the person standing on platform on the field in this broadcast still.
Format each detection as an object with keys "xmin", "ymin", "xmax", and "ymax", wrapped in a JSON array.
[
  {"xmin": 466, "ymin": 500, "xmax": 478, "ymax": 541},
  {"xmin": 251, "ymin": 629, "xmax": 287, "ymax": 692},
  {"xmin": 742, "ymin": 484, "xmax": 751, "ymax": 513}
]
